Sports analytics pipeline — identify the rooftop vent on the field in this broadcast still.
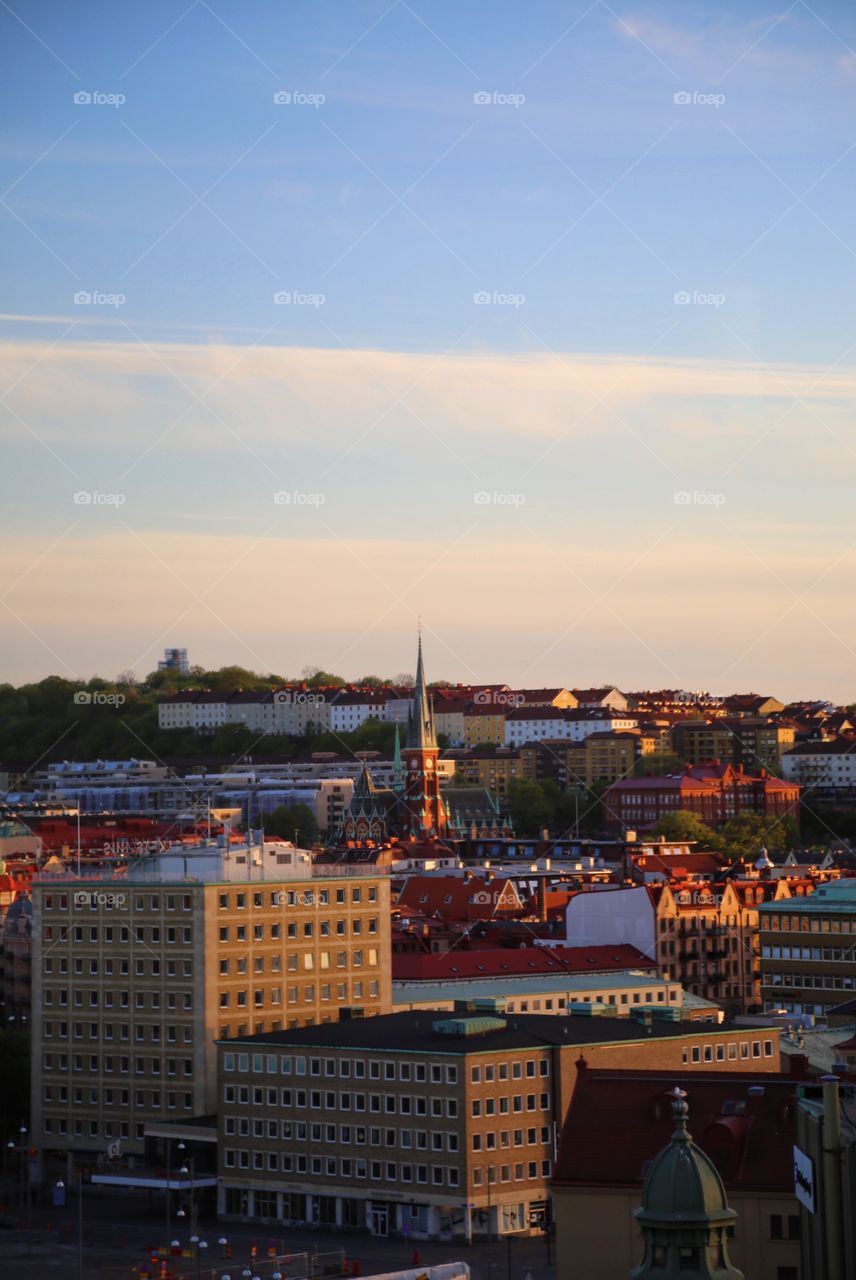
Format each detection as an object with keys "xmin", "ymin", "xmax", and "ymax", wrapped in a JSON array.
[{"xmin": 432, "ymin": 1015, "xmax": 507, "ymax": 1037}]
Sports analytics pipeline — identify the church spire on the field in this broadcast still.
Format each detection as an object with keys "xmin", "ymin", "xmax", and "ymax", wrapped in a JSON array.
[
  {"xmin": 409, "ymin": 631, "xmax": 436, "ymax": 750},
  {"xmin": 392, "ymin": 723, "xmax": 404, "ymax": 792}
]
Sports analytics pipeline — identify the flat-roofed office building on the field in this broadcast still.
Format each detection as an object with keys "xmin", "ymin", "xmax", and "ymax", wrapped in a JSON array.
[{"xmin": 30, "ymin": 837, "xmax": 391, "ymax": 1178}]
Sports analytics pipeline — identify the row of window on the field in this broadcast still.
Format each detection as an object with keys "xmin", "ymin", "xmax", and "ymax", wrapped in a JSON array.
[
  {"xmin": 472, "ymin": 1094, "xmax": 550, "ymax": 1116},
  {"xmin": 42, "ymin": 1054, "xmax": 189, "ymax": 1075},
  {"xmin": 43, "ymin": 1084, "xmax": 190, "ymax": 1107},
  {"xmin": 45, "ymin": 957, "xmax": 192, "ymax": 977},
  {"xmin": 43, "ymin": 925, "xmax": 193, "ymax": 946},
  {"xmin": 42, "ymin": 1117, "xmax": 164, "ymax": 1138},
  {"xmin": 682, "ymin": 1040, "xmax": 774, "ymax": 1064},
  {"xmin": 223, "ymin": 1054, "xmax": 459, "ymax": 1083},
  {"xmin": 43, "ymin": 893, "xmax": 194, "ymax": 912},
  {"xmin": 765, "ymin": 972, "xmax": 855, "ymax": 991},
  {"xmin": 763, "ymin": 915, "xmax": 856, "ymax": 933},
  {"xmin": 44, "ymin": 989, "xmax": 193, "ymax": 1010},
  {"xmin": 472, "ymin": 1161, "xmax": 551, "ymax": 1184},
  {"xmin": 762, "ymin": 945, "xmax": 856, "ymax": 963},
  {"xmin": 223, "ymin": 1086, "xmax": 459, "ymax": 1118},
  {"xmin": 473, "ymin": 1127, "xmax": 550, "ymax": 1151},
  {"xmin": 224, "ymin": 1118, "xmax": 460, "ymax": 1150},
  {"xmin": 220, "ymin": 981, "xmax": 379, "ymax": 1008},
  {"xmin": 217, "ymin": 923, "xmax": 376, "ymax": 943},
  {"xmin": 223, "ymin": 1151, "xmax": 460, "ymax": 1186},
  {"xmin": 42, "ymin": 886, "xmax": 380, "ymax": 917},
  {"xmin": 43, "ymin": 1022, "xmax": 193, "ymax": 1045},
  {"xmin": 43, "ymin": 926, "xmax": 193, "ymax": 948},
  {"xmin": 471, "ymin": 1060, "xmax": 547, "ymax": 1082},
  {"xmin": 219, "ymin": 887, "xmax": 378, "ymax": 909}
]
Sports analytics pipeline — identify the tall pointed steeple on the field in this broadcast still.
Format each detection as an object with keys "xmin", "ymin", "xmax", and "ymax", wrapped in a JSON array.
[
  {"xmin": 409, "ymin": 631, "xmax": 437, "ymax": 750},
  {"xmin": 392, "ymin": 723, "xmax": 404, "ymax": 792},
  {"xmin": 401, "ymin": 630, "xmax": 447, "ymax": 839}
]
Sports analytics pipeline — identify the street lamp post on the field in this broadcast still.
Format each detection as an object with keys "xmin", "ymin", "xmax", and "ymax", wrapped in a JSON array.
[
  {"xmin": 7, "ymin": 1125, "xmax": 30, "ymax": 1223},
  {"xmin": 55, "ymin": 1171, "xmax": 84, "ymax": 1280},
  {"xmin": 178, "ymin": 1154, "xmax": 207, "ymax": 1280}
]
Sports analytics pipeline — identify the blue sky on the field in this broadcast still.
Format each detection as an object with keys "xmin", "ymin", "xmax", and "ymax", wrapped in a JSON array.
[{"xmin": 2, "ymin": 2, "xmax": 856, "ymax": 698}]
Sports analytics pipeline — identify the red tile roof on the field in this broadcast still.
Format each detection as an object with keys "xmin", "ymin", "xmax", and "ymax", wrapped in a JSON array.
[
  {"xmin": 552, "ymin": 1066, "xmax": 807, "ymax": 1193},
  {"xmin": 397, "ymin": 875, "xmax": 524, "ymax": 922}
]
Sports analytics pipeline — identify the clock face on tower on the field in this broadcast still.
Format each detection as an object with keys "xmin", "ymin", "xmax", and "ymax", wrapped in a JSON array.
[
  {"xmin": 425, "ymin": 758, "xmax": 434, "ymax": 771},
  {"xmin": 409, "ymin": 756, "xmax": 419, "ymax": 769}
]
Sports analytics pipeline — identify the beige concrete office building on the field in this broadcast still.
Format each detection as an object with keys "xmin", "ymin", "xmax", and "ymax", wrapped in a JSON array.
[{"xmin": 29, "ymin": 837, "xmax": 391, "ymax": 1176}]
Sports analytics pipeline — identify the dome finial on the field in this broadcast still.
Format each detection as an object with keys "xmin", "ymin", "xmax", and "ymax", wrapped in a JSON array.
[{"xmin": 670, "ymin": 1086, "xmax": 689, "ymax": 1140}]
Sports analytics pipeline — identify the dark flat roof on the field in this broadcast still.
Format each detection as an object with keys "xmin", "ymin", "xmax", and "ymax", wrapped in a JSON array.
[{"xmin": 216, "ymin": 1011, "xmax": 769, "ymax": 1056}]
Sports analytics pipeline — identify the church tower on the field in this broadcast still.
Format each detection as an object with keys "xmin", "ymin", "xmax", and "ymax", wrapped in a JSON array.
[
  {"xmin": 402, "ymin": 634, "xmax": 448, "ymax": 839},
  {"xmin": 631, "ymin": 1088, "xmax": 743, "ymax": 1279}
]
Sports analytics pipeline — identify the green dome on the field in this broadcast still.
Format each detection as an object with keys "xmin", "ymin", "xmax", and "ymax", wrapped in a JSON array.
[{"xmin": 635, "ymin": 1089, "xmax": 735, "ymax": 1227}]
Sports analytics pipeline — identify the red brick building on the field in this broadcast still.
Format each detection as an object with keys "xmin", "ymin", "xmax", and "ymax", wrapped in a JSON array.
[{"xmin": 602, "ymin": 762, "xmax": 799, "ymax": 831}]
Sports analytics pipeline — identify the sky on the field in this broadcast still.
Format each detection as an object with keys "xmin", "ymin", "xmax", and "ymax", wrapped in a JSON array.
[{"xmin": 1, "ymin": 1, "xmax": 856, "ymax": 700}]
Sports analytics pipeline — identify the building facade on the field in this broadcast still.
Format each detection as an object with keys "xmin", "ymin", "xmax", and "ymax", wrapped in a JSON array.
[
  {"xmin": 29, "ymin": 841, "xmax": 391, "ymax": 1176},
  {"xmin": 759, "ymin": 879, "xmax": 856, "ymax": 1017},
  {"xmin": 215, "ymin": 1010, "xmax": 781, "ymax": 1241}
]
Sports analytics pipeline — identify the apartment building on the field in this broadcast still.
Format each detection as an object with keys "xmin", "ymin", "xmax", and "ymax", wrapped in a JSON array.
[
  {"xmin": 328, "ymin": 690, "xmax": 393, "ymax": 734},
  {"xmin": 504, "ymin": 708, "xmax": 637, "ymax": 748},
  {"xmin": 462, "ymin": 706, "xmax": 507, "ymax": 747},
  {"xmin": 30, "ymin": 838, "xmax": 391, "ymax": 1177},
  {"xmin": 565, "ymin": 878, "xmax": 808, "ymax": 1014},
  {"xmin": 157, "ymin": 687, "xmax": 337, "ymax": 735},
  {"xmin": 759, "ymin": 879, "xmax": 856, "ymax": 1017},
  {"xmin": 450, "ymin": 749, "xmax": 523, "ymax": 799},
  {"xmin": 215, "ymin": 1010, "xmax": 781, "ymax": 1241},
  {"xmin": 670, "ymin": 720, "xmax": 735, "ymax": 767},
  {"xmin": 782, "ymin": 739, "xmax": 856, "ymax": 798},
  {"xmin": 603, "ymin": 762, "xmax": 800, "ymax": 831}
]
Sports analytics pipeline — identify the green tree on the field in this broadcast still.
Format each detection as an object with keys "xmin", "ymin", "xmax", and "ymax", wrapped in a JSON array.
[
  {"xmin": 718, "ymin": 812, "xmax": 799, "ymax": 860},
  {"xmin": 0, "ymin": 1029, "xmax": 30, "ymax": 1142},
  {"xmin": 264, "ymin": 803, "xmax": 318, "ymax": 845},
  {"xmin": 649, "ymin": 810, "xmax": 718, "ymax": 849},
  {"xmin": 507, "ymin": 779, "xmax": 555, "ymax": 836},
  {"xmin": 303, "ymin": 669, "xmax": 346, "ymax": 689},
  {"xmin": 636, "ymin": 753, "xmax": 683, "ymax": 776}
]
